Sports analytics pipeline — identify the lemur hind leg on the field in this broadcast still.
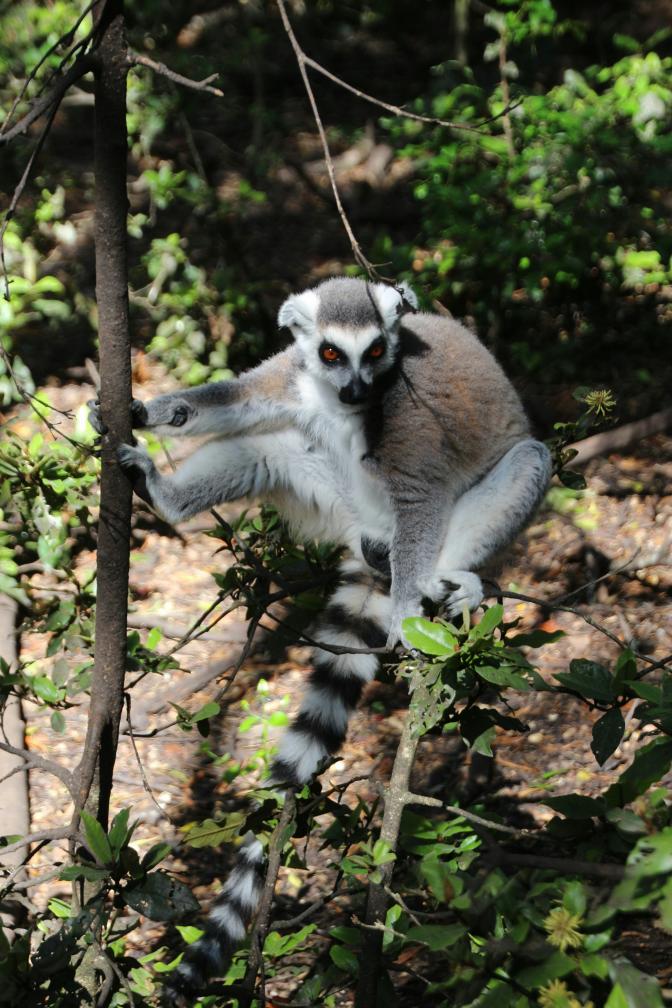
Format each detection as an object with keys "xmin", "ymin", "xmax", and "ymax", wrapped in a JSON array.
[{"xmin": 421, "ymin": 439, "xmax": 551, "ymax": 617}]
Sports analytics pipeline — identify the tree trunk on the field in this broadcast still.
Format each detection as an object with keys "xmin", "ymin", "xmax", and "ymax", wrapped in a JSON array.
[
  {"xmin": 73, "ymin": 0, "xmax": 131, "ymax": 832},
  {"xmin": 0, "ymin": 595, "xmax": 29, "ymax": 940}
]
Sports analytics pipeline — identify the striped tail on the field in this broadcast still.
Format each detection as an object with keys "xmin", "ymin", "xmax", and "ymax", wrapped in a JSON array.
[
  {"xmin": 163, "ymin": 560, "xmax": 391, "ymax": 1003},
  {"xmin": 271, "ymin": 559, "xmax": 391, "ymax": 784},
  {"xmin": 163, "ymin": 833, "xmax": 265, "ymax": 1006}
]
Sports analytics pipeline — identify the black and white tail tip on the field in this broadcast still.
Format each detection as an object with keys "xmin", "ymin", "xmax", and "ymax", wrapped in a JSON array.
[{"xmin": 162, "ymin": 834, "xmax": 265, "ymax": 1006}]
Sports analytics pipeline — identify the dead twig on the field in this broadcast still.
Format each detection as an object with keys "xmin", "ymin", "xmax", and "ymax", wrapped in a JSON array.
[{"xmin": 127, "ymin": 52, "xmax": 223, "ymax": 97}]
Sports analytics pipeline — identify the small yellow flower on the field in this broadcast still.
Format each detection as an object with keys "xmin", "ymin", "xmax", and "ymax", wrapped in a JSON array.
[
  {"xmin": 538, "ymin": 980, "xmax": 573, "ymax": 1008},
  {"xmin": 583, "ymin": 389, "xmax": 616, "ymax": 417},
  {"xmin": 538, "ymin": 980, "xmax": 590, "ymax": 1008},
  {"xmin": 543, "ymin": 906, "xmax": 584, "ymax": 952}
]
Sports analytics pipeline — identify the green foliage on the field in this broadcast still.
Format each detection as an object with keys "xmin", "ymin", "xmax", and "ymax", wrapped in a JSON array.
[{"xmin": 381, "ymin": 15, "xmax": 672, "ymax": 393}]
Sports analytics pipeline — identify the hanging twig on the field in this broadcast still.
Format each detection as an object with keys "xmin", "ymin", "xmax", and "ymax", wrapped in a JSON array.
[{"xmin": 275, "ymin": 0, "xmax": 382, "ymax": 279}]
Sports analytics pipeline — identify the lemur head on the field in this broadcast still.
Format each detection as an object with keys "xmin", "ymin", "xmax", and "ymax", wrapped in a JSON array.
[{"xmin": 278, "ymin": 277, "xmax": 418, "ymax": 405}]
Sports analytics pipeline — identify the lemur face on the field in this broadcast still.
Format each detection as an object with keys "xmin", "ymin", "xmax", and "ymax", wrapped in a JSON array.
[
  {"xmin": 278, "ymin": 277, "xmax": 418, "ymax": 407},
  {"xmin": 315, "ymin": 324, "xmax": 393, "ymax": 404}
]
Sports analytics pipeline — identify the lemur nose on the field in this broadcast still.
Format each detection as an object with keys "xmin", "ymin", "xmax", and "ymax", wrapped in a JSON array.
[{"xmin": 339, "ymin": 377, "xmax": 371, "ymax": 405}]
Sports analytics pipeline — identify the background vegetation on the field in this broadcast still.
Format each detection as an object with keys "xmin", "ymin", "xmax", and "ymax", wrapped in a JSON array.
[{"xmin": 0, "ymin": 1, "xmax": 670, "ymax": 1006}]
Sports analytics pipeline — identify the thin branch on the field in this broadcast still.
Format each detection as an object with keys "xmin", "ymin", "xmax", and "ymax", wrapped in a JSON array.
[
  {"xmin": 277, "ymin": 0, "xmax": 502, "ymax": 135},
  {"xmin": 1, "ymin": 0, "xmax": 99, "ymax": 136},
  {"xmin": 484, "ymin": 847, "xmax": 625, "ymax": 881},
  {"xmin": 123, "ymin": 694, "xmax": 172, "ymax": 822},
  {"xmin": 0, "ymin": 98, "xmax": 60, "ymax": 300},
  {"xmin": 0, "ymin": 52, "xmax": 94, "ymax": 146},
  {"xmin": 0, "ymin": 826, "xmax": 75, "ymax": 857},
  {"xmin": 483, "ymin": 584, "xmax": 666, "ymax": 670},
  {"xmin": 407, "ymin": 791, "xmax": 533, "ymax": 840},
  {"xmin": 127, "ymin": 52, "xmax": 223, "ymax": 97},
  {"xmin": 0, "ymin": 740, "xmax": 75, "ymax": 797},
  {"xmin": 275, "ymin": 0, "xmax": 380, "ymax": 279},
  {"xmin": 241, "ymin": 792, "xmax": 297, "ymax": 1005}
]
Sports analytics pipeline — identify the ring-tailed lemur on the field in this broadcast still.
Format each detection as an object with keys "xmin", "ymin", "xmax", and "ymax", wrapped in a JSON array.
[{"xmin": 89, "ymin": 276, "xmax": 551, "ymax": 1002}]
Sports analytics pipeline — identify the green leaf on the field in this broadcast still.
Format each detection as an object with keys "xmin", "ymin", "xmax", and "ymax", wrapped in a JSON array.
[
  {"xmin": 191, "ymin": 701, "xmax": 220, "ymax": 722},
  {"xmin": 627, "ymin": 828, "xmax": 672, "ymax": 879},
  {"xmin": 108, "ymin": 808, "xmax": 131, "ymax": 856},
  {"xmin": 555, "ymin": 659, "xmax": 616, "ymax": 703},
  {"xmin": 470, "ymin": 604, "xmax": 503, "ymax": 638},
  {"xmin": 405, "ymin": 923, "xmax": 466, "ymax": 950},
  {"xmin": 607, "ymin": 958, "xmax": 665, "ymax": 1007},
  {"xmin": 59, "ymin": 864, "xmax": 109, "ymax": 882},
  {"xmin": 507, "ymin": 628, "xmax": 565, "ymax": 648},
  {"xmin": 591, "ymin": 707, "xmax": 625, "ymax": 765},
  {"xmin": 50, "ymin": 710, "xmax": 66, "ymax": 734},
  {"xmin": 516, "ymin": 950, "xmax": 574, "ymax": 987},
  {"xmin": 606, "ymin": 739, "xmax": 672, "ymax": 807},
  {"xmin": 402, "ymin": 617, "xmax": 458, "ymax": 655},
  {"xmin": 264, "ymin": 924, "xmax": 316, "ymax": 957},
  {"xmin": 31, "ymin": 675, "xmax": 63, "ymax": 704},
  {"xmin": 80, "ymin": 810, "xmax": 113, "ymax": 865},
  {"xmin": 182, "ymin": 812, "xmax": 245, "ymax": 848},
  {"xmin": 123, "ymin": 871, "xmax": 200, "ymax": 921},
  {"xmin": 563, "ymin": 880, "xmax": 587, "ymax": 917},
  {"xmin": 141, "ymin": 842, "xmax": 172, "ymax": 870},
  {"xmin": 605, "ymin": 984, "xmax": 629, "ymax": 1008},
  {"xmin": 475, "ymin": 665, "xmax": 530, "ymax": 690},
  {"xmin": 176, "ymin": 925, "xmax": 204, "ymax": 944},
  {"xmin": 545, "ymin": 794, "xmax": 605, "ymax": 819},
  {"xmin": 329, "ymin": 944, "xmax": 358, "ymax": 973},
  {"xmin": 48, "ymin": 897, "xmax": 72, "ymax": 919}
]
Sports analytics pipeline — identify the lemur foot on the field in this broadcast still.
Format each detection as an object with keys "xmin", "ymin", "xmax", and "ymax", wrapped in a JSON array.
[
  {"xmin": 117, "ymin": 443, "xmax": 156, "ymax": 507},
  {"xmin": 421, "ymin": 571, "xmax": 484, "ymax": 620}
]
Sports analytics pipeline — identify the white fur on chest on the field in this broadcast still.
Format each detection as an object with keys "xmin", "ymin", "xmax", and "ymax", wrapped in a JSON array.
[{"xmin": 272, "ymin": 374, "xmax": 394, "ymax": 550}]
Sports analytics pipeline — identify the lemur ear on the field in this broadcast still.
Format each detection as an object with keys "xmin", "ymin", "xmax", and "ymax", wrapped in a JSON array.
[
  {"xmin": 373, "ymin": 282, "xmax": 418, "ymax": 329},
  {"xmin": 278, "ymin": 289, "xmax": 320, "ymax": 334}
]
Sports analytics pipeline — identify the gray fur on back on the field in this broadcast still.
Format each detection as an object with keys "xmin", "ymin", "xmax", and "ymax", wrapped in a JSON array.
[{"xmin": 316, "ymin": 278, "xmax": 381, "ymax": 329}]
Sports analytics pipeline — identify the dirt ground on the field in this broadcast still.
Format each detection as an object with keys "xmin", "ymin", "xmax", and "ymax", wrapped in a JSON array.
[{"xmin": 16, "ymin": 375, "xmax": 672, "ymax": 1003}]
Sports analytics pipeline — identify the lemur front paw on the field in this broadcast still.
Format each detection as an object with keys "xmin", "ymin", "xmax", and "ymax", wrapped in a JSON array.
[
  {"xmin": 87, "ymin": 399, "xmax": 106, "ymax": 435},
  {"xmin": 386, "ymin": 600, "xmax": 423, "ymax": 651},
  {"xmin": 87, "ymin": 398, "xmax": 151, "ymax": 433},
  {"xmin": 421, "ymin": 571, "xmax": 484, "ymax": 620}
]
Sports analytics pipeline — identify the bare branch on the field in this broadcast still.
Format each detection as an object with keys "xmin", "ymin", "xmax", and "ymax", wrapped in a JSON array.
[
  {"xmin": 0, "ymin": 53, "xmax": 94, "ymax": 146},
  {"xmin": 242, "ymin": 793, "xmax": 297, "ymax": 1004},
  {"xmin": 1, "ymin": 2, "xmax": 97, "ymax": 134},
  {"xmin": 0, "ymin": 826, "xmax": 75, "ymax": 857},
  {"xmin": 0, "ymin": 99, "xmax": 60, "ymax": 301},
  {"xmin": 276, "ymin": 0, "xmax": 381, "ymax": 280},
  {"xmin": 0, "ymin": 740, "xmax": 76, "ymax": 797},
  {"xmin": 483, "ymin": 583, "xmax": 668, "ymax": 671},
  {"xmin": 127, "ymin": 52, "xmax": 224, "ymax": 97}
]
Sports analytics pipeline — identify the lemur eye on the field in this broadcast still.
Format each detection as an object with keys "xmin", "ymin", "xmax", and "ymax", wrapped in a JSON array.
[
  {"xmin": 368, "ymin": 341, "xmax": 385, "ymax": 359},
  {"xmin": 321, "ymin": 346, "xmax": 340, "ymax": 363}
]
